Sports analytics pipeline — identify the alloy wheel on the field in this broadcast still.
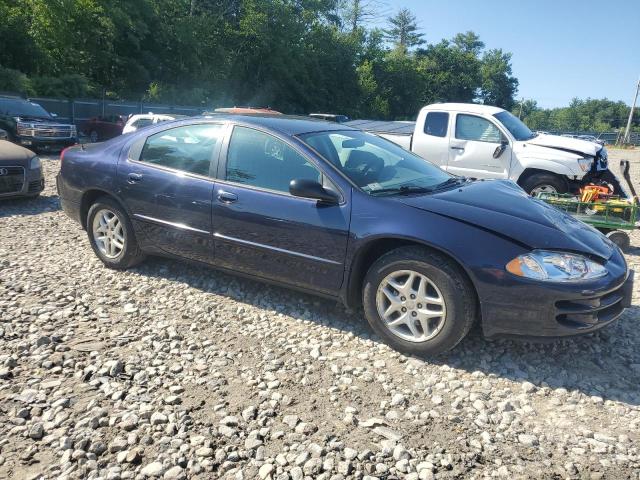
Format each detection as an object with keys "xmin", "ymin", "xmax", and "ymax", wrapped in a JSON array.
[
  {"xmin": 530, "ymin": 184, "xmax": 557, "ymax": 196},
  {"xmin": 92, "ymin": 208, "xmax": 125, "ymax": 259},
  {"xmin": 375, "ymin": 269, "xmax": 447, "ymax": 343}
]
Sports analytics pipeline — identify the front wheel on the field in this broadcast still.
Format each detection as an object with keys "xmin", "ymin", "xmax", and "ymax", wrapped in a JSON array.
[
  {"xmin": 520, "ymin": 173, "xmax": 568, "ymax": 196},
  {"xmin": 362, "ymin": 247, "xmax": 477, "ymax": 356},
  {"xmin": 87, "ymin": 196, "xmax": 146, "ymax": 269}
]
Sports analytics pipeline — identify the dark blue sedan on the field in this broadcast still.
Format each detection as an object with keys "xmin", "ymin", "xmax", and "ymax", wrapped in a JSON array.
[{"xmin": 56, "ymin": 115, "xmax": 633, "ymax": 355}]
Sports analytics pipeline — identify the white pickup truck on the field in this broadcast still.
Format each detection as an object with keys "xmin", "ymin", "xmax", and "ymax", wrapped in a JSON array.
[{"xmin": 346, "ymin": 103, "xmax": 621, "ymax": 196}]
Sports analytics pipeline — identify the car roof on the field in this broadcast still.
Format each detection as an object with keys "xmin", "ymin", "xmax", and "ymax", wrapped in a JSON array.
[
  {"xmin": 197, "ymin": 114, "xmax": 355, "ymax": 135},
  {"xmin": 423, "ymin": 103, "xmax": 505, "ymax": 115}
]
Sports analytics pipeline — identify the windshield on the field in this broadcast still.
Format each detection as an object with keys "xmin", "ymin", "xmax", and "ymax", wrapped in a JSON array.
[
  {"xmin": 494, "ymin": 111, "xmax": 535, "ymax": 141},
  {"xmin": 0, "ymin": 99, "xmax": 52, "ymax": 118},
  {"xmin": 298, "ymin": 130, "xmax": 452, "ymax": 195}
]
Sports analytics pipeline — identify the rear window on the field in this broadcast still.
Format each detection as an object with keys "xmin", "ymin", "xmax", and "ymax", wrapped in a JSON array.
[{"xmin": 424, "ymin": 112, "xmax": 448, "ymax": 137}]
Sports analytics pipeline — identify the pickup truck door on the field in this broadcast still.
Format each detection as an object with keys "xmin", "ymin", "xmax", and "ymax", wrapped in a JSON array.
[
  {"xmin": 447, "ymin": 113, "xmax": 512, "ymax": 179},
  {"xmin": 411, "ymin": 111, "xmax": 450, "ymax": 168}
]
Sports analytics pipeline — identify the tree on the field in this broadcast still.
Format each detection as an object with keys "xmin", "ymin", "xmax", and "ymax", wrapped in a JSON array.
[
  {"xmin": 452, "ymin": 31, "xmax": 484, "ymax": 55},
  {"xmin": 340, "ymin": 0, "xmax": 387, "ymax": 32},
  {"xmin": 384, "ymin": 8, "xmax": 425, "ymax": 50},
  {"xmin": 479, "ymin": 49, "xmax": 519, "ymax": 110}
]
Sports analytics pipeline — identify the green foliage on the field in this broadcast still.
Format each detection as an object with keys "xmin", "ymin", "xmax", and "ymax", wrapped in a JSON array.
[
  {"xmin": 384, "ymin": 8, "xmax": 425, "ymax": 49},
  {"xmin": 0, "ymin": 66, "xmax": 34, "ymax": 95},
  {"xmin": 515, "ymin": 98, "xmax": 639, "ymax": 133},
  {"xmin": 0, "ymin": 1, "xmax": 522, "ymax": 119}
]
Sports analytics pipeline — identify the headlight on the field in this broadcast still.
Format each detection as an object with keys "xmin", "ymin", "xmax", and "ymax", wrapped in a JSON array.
[
  {"xmin": 16, "ymin": 122, "xmax": 34, "ymax": 136},
  {"xmin": 506, "ymin": 250, "xmax": 607, "ymax": 282},
  {"xmin": 578, "ymin": 158, "xmax": 593, "ymax": 172},
  {"xmin": 70, "ymin": 126, "xmax": 77, "ymax": 136},
  {"xmin": 30, "ymin": 156, "xmax": 41, "ymax": 169}
]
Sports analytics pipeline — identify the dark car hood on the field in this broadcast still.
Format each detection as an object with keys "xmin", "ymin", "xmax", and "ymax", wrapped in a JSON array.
[
  {"xmin": 395, "ymin": 179, "xmax": 614, "ymax": 260},
  {"xmin": 14, "ymin": 115, "xmax": 72, "ymax": 126}
]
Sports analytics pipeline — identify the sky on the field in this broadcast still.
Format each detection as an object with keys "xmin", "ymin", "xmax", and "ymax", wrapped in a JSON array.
[{"xmin": 384, "ymin": 0, "xmax": 640, "ymax": 108}]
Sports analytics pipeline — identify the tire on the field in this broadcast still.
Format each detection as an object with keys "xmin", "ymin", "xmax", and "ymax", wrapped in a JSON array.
[
  {"xmin": 90, "ymin": 130, "xmax": 99, "ymax": 143},
  {"xmin": 606, "ymin": 230, "xmax": 631, "ymax": 252},
  {"xmin": 86, "ymin": 196, "xmax": 146, "ymax": 269},
  {"xmin": 362, "ymin": 246, "xmax": 477, "ymax": 356},
  {"xmin": 520, "ymin": 172, "xmax": 568, "ymax": 196}
]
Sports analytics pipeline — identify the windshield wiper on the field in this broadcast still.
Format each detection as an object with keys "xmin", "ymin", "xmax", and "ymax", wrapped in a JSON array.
[
  {"xmin": 430, "ymin": 177, "xmax": 468, "ymax": 191},
  {"xmin": 368, "ymin": 185, "xmax": 435, "ymax": 196}
]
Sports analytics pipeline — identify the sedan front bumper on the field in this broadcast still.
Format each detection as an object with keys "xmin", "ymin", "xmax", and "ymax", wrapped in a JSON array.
[{"xmin": 480, "ymin": 249, "xmax": 633, "ymax": 338}]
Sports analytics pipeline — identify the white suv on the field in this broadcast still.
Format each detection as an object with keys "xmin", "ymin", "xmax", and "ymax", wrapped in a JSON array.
[{"xmin": 122, "ymin": 113, "xmax": 185, "ymax": 134}]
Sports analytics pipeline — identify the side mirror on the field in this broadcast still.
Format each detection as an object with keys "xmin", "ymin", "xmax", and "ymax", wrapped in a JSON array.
[
  {"xmin": 493, "ymin": 139, "xmax": 509, "ymax": 159},
  {"xmin": 289, "ymin": 179, "xmax": 340, "ymax": 204}
]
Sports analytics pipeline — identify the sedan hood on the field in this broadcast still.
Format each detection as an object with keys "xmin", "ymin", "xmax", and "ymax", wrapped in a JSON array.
[
  {"xmin": 395, "ymin": 180, "xmax": 614, "ymax": 260},
  {"xmin": 527, "ymin": 133, "xmax": 600, "ymax": 157},
  {"xmin": 0, "ymin": 140, "xmax": 34, "ymax": 163}
]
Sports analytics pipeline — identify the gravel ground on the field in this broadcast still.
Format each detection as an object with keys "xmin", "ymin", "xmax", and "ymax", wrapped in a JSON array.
[{"xmin": 1, "ymin": 151, "xmax": 639, "ymax": 480}]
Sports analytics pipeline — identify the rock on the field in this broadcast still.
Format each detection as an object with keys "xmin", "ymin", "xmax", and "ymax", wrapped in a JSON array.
[
  {"xmin": 141, "ymin": 461, "xmax": 165, "ymax": 477},
  {"xmin": 258, "ymin": 463, "xmax": 274, "ymax": 479},
  {"xmin": 164, "ymin": 466, "xmax": 184, "ymax": 479},
  {"xmin": 518, "ymin": 434, "xmax": 539, "ymax": 447},
  {"xmin": 28, "ymin": 423, "xmax": 44, "ymax": 440}
]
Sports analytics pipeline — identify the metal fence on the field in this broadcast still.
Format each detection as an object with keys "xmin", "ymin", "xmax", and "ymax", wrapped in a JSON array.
[{"xmin": 9, "ymin": 94, "xmax": 205, "ymax": 125}]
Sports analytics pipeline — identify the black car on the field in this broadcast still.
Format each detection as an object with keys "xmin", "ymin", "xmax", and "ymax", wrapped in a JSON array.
[
  {"xmin": 57, "ymin": 115, "xmax": 633, "ymax": 356},
  {"xmin": 0, "ymin": 96, "xmax": 77, "ymax": 151},
  {"xmin": 0, "ymin": 140, "xmax": 44, "ymax": 198}
]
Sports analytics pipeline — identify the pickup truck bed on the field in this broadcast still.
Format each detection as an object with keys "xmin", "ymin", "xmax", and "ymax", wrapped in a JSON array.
[{"xmin": 345, "ymin": 119, "xmax": 415, "ymax": 150}]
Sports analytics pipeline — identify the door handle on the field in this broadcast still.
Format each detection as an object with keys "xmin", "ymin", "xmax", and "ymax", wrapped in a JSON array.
[
  {"xmin": 217, "ymin": 190, "xmax": 238, "ymax": 203},
  {"xmin": 127, "ymin": 172, "xmax": 143, "ymax": 184},
  {"xmin": 450, "ymin": 146, "xmax": 465, "ymax": 151}
]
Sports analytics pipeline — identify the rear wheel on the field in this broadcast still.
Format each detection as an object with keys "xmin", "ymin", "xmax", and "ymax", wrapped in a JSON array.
[
  {"xmin": 521, "ymin": 173, "xmax": 567, "ymax": 196},
  {"xmin": 362, "ymin": 247, "xmax": 477, "ymax": 356},
  {"xmin": 87, "ymin": 196, "xmax": 145, "ymax": 269}
]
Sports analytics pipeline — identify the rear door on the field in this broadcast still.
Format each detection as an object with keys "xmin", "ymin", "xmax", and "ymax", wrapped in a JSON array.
[
  {"xmin": 212, "ymin": 125, "xmax": 350, "ymax": 294},
  {"xmin": 411, "ymin": 111, "xmax": 450, "ymax": 167},
  {"xmin": 447, "ymin": 113, "xmax": 512, "ymax": 179},
  {"xmin": 117, "ymin": 123, "xmax": 224, "ymax": 264}
]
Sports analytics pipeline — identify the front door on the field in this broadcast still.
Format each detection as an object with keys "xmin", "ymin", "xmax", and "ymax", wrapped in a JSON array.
[
  {"xmin": 117, "ymin": 123, "xmax": 224, "ymax": 264},
  {"xmin": 212, "ymin": 125, "xmax": 350, "ymax": 294},
  {"xmin": 447, "ymin": 113, "xmax": 512, "ymax": 179}
]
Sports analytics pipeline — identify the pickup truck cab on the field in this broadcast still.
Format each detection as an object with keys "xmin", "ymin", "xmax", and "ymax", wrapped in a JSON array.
[{"xmin": 348, "ymin": 103, "xmax": 617, "ymax": 196}]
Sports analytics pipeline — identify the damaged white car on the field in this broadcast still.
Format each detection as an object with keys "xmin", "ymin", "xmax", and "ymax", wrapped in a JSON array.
[{"xmin": 346, "ymin": 103, "xmax": 623, "ymax": 196}]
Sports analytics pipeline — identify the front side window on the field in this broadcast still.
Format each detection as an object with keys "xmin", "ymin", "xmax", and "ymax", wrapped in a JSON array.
[
  {"xmin": 455, "ymin": 114, "xmax": 502, "ymax": 143},
  {"xmin": 494, "ymin": 111, "xmax": 535, "ymax": 141},
  {"xmin": 299, "ymin": 130, "xmax": 451, "ymax": 195},
  {"xmin": 424, "ymin": 112, "xmax": 449, "ymax": 137},
  {"xmin": 226, "ymin": 126, "xmax": 321, "ymax": 193},
  {"xmin": 139, "ymin": 124, "xmax": 223, "ymax": 176}
]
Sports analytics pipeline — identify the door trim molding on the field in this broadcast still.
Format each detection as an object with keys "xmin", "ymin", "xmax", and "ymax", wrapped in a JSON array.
[
  {"xmin": 213, "ymin": 232, "xmax": 342, "ymax": 265},
  {"xmin": 133, "ymin": 214, "xmax": 210, "ymax": 235}
]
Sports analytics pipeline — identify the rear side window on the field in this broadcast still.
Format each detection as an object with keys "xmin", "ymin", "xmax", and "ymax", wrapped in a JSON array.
[
  {"xmin": 455, "ymin": 114, "xmax": 502, "ymax": 143},
  {"xmin": 226, "ymin": 126, "xmax": 321, "ymax": 193},
  {"xmin": 424, "ymin": 112, "xmax": 449, "ymax": 137},
  {"xmin": 132, "ymin": 118, "xmax": 153, "ymax": 129},
  {"xmin": 139, "ymin": 124, "xmax": 223, "ymax": 176}
]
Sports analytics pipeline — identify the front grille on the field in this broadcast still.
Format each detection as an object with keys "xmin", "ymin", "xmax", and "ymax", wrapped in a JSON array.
[
  {"xmin": 555, "ymin": 287, "xmax": 625, "ymax": 329},
  {"xmin": 33, "ymin": 127, "xmax": 73, "ymax": 138},
  {"xmin": 0, "ymin": 166, "xmax": 25, "ymax": 194}
]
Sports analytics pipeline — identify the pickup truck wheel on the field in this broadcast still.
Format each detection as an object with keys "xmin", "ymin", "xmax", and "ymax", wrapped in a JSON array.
[
  {"xmin": 362, "ymin": 247, "xmax": 476, "ymax": 356},
  {"xmin": 87, "ymin": 196, "xmax": 146, "ymax": 269},
  {"xmin": 521, "ymin": 173, "xmax": 567, "ymax": 196}
]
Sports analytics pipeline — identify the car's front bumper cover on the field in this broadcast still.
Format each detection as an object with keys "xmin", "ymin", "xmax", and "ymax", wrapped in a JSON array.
[{"xmin": 480, "ymin": 249, "xmax": 633, "ymax": 338}]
